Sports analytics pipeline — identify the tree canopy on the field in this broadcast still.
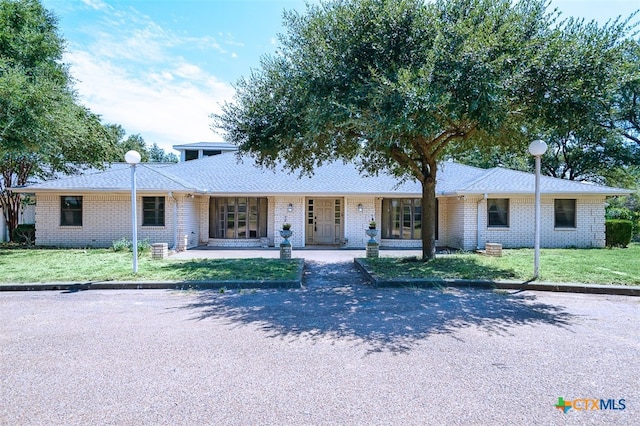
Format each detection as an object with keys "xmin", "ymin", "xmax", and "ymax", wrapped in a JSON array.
[
  {"xmin": 103, "ymin": 124, "xmax": 178, "ymax": 163},
  {"xmin": 0, "ymin": 0, "xmax": 118, "ymax": 241},
  {"xmin": 216, "ymin": 0, "xmax": 640, "ymax": 260},
  {"xmin": 216, "ymin": 0, "xmax": 563, "ymax": 260},
  {"xmin": 450, "ymin": 15, "xmax": 640, "ymax": 186}
]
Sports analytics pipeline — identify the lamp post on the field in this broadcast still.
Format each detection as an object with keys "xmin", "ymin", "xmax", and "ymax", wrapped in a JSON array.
[
  {"xmin": 125, "ymin": 150, "xmax": 141, "ymax": 274},
  {"xmin": 528, "ymin": 139, "xmax": 547, "ymax": 279}
]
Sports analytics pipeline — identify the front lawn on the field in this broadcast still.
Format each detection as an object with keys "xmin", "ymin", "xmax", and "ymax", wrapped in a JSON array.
[
  {"xmin": 363, "ymin": 244, "xmax": 640, "ymax": 285},
  {"xmin": 0, "ymin": 248, "xmax": 300, "ymax": 283}
]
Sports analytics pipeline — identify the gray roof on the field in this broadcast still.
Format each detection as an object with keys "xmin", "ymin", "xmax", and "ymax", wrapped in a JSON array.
[
  {"xmin": 18, "ymin": 163, "xmax": 193, "ymax": 193},
  {"xmin": 16, "ymin": 153, "xmax": 631, "ymax": 196},
  {"xmin": 172, "ymin": 142, "xmax": 237, "ymax": 151}
]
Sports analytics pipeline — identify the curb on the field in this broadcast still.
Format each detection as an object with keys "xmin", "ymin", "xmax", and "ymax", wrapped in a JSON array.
[
  {"xmin": 353, "ymin": 259, "xmax": 640, "ymax": 297},
  {"xmin": 0, "ymin": 259, "xmax": 305, "ymax": 292}
]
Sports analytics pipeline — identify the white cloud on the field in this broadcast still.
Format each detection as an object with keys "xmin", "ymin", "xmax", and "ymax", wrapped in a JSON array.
[
  {"xmin": 80, "ymin": 0, "xmax": 107, "ymax": 11},
  {"xmin": 67, "ymin": 50, "xmax": 234, "ymax": 152},
  {"xmin": 64, "ymin": 2, "xmax": 237, "ymax": 153}
]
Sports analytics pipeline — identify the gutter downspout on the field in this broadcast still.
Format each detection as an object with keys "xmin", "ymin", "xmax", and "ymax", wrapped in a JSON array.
[
  {"xmin": 168, "ymin": 192, "xmax": 178, "ymax": 250},
  {"xmin": 477, "ymin": 193, "xmax": 487, "ymax": 250}
]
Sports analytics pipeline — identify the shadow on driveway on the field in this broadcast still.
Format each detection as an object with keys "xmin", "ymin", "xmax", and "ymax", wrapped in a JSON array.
[{"xmin": 178, "ymin": 260, "xmax": 575, "ymax": 354}]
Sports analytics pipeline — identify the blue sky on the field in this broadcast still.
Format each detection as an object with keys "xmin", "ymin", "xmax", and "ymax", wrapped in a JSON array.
[{"xmin": 40, "ymin": 0, "xmax": 639, "ymax": 154}]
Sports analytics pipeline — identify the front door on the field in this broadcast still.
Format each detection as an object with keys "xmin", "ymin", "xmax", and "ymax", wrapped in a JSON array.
[{"xmin": 314, "ymin": 199, "xmax": 335, "ymax": 244}]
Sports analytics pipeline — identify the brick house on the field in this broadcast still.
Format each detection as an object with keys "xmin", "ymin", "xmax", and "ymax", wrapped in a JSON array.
[{"xmin": 14, "ymin": 143, "xmax": 630, "ymax": 251}]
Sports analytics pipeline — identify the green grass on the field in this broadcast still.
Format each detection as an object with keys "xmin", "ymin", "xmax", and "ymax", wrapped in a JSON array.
[
  {"xmin": 2, "ymin": 245, "xmax": 638, "ymax": 285},
  {"xmin": 0, "ymin": 248, "xmax": 301, "ymax": 283},
  {"xmin": 363, "ymin": 244, "xmax": 640, "ymax": 285}
]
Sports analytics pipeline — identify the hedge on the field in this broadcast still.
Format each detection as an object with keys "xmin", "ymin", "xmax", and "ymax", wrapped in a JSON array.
[{"xmin": 605, "ymin": 220, "xmax": 632, "ymax": 248}]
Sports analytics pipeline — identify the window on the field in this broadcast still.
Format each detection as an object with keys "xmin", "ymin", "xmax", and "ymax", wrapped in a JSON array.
[
  {"xmin": 185, "ymin": 150, "xmax": 199, "ymax": 161},
  {"xmin": 487, "ymin": 199, "xmax": 509, "ymax": 228},
  {"xmin": 60, "ymin": 196, "xmax": 82, "ymax": 226},
  {"xmin": 143, "ymin": 197, "xmax": 165, "ymax": 226},
  {"xmin": 555, "ymin": 199, "xmax": 576, "ymax": 228},
  {"xmin": 210, "ymin": 197, "xmax": 268, "ymax": 239},
  {"xmin": 382, "ymin": 198, "xmax": 426, "ymax": 240},
  {"xmin": 202, "ymin": 150, "xmax": 222, "ymax": 157}
]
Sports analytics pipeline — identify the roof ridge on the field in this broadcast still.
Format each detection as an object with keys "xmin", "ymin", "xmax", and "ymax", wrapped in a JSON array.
[{"xmin": 138, "ymin": 164, "xmax": 197, "ymax": 191}]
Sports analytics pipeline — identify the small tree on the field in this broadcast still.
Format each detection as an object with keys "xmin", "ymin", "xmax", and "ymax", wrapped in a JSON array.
[{"xmin": 216, "ymin": 0, "xmax": 554, "ymax": 260}]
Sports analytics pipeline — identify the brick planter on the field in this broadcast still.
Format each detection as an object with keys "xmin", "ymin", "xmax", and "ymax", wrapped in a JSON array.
[
  {"xmin": 151, "ymin": 243, "xmax": 168, "ymax": 259},
  {"xmin": 280, "ymin": 243, "xmax": 292, "ymax": 259},
  {"xmin": 485, "ymin": 243, "xmax": 502, "ymax": 257},
  {"xmin": 366, "ymin": 242, "xmax": 379, "ymax": 258}
]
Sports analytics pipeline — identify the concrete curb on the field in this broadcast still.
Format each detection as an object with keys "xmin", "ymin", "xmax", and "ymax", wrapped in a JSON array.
[
  {"xmin": 353, "ymin": 258, "xmax": 640, "ymax": 297},
  {"xmin": 0, "ymin": 259, "xmax": 305, "ymax": 292}
]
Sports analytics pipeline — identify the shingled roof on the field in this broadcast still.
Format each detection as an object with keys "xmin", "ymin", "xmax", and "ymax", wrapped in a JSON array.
[{"xmin": 17, "ymin": 152, "xmax": 631, "ymax": 196}]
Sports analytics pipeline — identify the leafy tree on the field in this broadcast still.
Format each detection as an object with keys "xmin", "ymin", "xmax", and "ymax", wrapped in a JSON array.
[
  {"xmin": 216, "ymin": 0, "xmax": 555, "ymax": 260},
  {"xmin": 523, "ymin": 17, "xmax": 639, "ymax": 186},
  {"xmin": 148, "ymin": 143, "xmax": 178, "ymax": 163},
  {"xmin": 0, "ymin": 0, "xmax": 117, "ymax": 241},
  {"xmin": 450, "ymin": 15, "xmax": 639, "ymax": 187},
  {"xmin": 606, "ymin": 38, "xmax": 640, "ymax": 145},
  {"xmin": 104, "ymin": 124, "xmax": 177, "ymax": 163},
  {"xmin": 104, "ymin": 124, "xmax": 149, "ymax": 162}
]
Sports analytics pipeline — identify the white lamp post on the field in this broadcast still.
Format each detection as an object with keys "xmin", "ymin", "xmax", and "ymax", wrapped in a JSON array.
[
  {"xmin": 125, "ymin": 150, "xmax": 141, "ymax": 274},
  {"xmin": 528, "ymin": 139, "xmax": 547, "ymax": 279}
]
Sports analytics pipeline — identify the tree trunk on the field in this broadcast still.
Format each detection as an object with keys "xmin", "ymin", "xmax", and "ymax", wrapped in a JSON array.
[
  {"xmin": 421, "ymin": 169, "xmax": 437, "ymax": 261},
  {"xmin": 1, "ymin": 157, "xmax": 33, "ymax": 243},
  {"xmin": 0, "ymin": 190, "xmax": 20, "ymax": 243}
]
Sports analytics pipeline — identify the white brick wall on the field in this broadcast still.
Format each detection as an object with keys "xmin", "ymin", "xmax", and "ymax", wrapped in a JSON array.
[
  {"xmin": 33, "ymin": 192, "xmax": 200, "ymax": 249},
  {"xmin": 198, "ymin": 196, "xmax": 209, "ymax": 245},
  {"xmin": 442, "ymin": 198, "xmax": 466, "ymax": 249},
  {"xmin": 178, "ymin": 195, "xmax": 200, "ymax": 249},
  {"xmin": 455, "ymin": 195, "xmax": 607, "ymax": 250},
  {"xmin": 343, "ymin": 197, "xmax": 377, "ymax": 247},
  {"xmin": 208, "ymin": 238, "xmax": 264, "ymax": 248},
  {"xmin": 32, "ymin": 192, "xmax": 609, "ymax": 250},
  {"xmin": 261, "ymin": 197, "xmax": 306, "ymax": 247}
]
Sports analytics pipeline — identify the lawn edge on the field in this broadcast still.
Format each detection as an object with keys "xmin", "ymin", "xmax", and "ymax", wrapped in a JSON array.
[
  {"xmin": 353, "ymin": 258, "xmax": 640, "ymax": 296},
  {"xmin": 0, "ymin": 259, "xmax": 305, "ymax": 291}
]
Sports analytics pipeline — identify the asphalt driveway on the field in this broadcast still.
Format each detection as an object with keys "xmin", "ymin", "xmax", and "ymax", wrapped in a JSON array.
[{"xmin": 1, "ymin": 259, "xmax": 638, "ymax": 425}]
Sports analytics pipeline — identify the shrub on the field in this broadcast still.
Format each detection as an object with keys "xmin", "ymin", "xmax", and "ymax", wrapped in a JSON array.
[
  {"xmin": 605, "ymin": 220, "xmax": 633, "ymax": 248},
  {"xmin": 137, "ymin": 238, "xmax": 151, "ymax": 253},
  {"xmin": 606, "ymin": 197, "xmax": 640, "ymax": 242},
  {"xmin": 111, "ymin": 237, "xmax": 151, "ymax": 255},
  {"xmin": 111, "ymin": 237, "xmax": 130, "ymax": 252},
  {"xmin": 12, "ymin": 224, "xmax": 35, "ymax": 245}
]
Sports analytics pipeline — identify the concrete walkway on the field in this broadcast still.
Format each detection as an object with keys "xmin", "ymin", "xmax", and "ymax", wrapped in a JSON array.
[{"xmin": 170, "ymin": 246, "xmax": 423, "ymax": 262}]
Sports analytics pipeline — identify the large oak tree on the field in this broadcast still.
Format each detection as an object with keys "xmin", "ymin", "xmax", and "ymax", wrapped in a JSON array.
[{"xmin": 216, "ymin": 0, "xmax": 556, "ymax": 260}]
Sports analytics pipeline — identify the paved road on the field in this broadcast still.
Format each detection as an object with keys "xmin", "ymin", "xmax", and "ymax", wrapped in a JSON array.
[{"xmin": 1, "ymin": 260, "xmax": 638, "ymax": 425}]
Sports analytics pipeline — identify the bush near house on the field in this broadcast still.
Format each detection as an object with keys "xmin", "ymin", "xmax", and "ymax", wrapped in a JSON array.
[
  {"xmin": 605, "ymin": 220, "xmax": 633, "ymax": 247},
  {"xmin": 12, "ymin": 224, "xmax": 35, "ymax": 245},
  {"xmin": 606, "ymin": 195, "xmax": 640, "ymax": 241},
  {"xmin": 111, "ymin": 237, "xmax": 151, "ymax": 254}
]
